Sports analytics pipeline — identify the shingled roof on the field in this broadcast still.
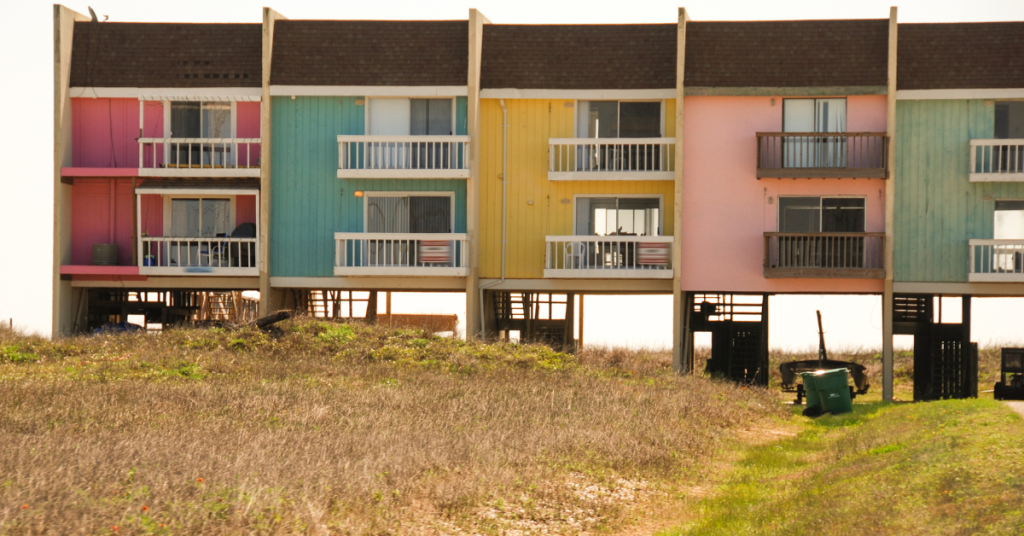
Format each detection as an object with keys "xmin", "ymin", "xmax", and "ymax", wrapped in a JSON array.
[
  {"xmin": 70, "ymin": 22, "xmax": 261, "ymax": 88},
  {"xmin": 271, "ymin": 20, "xmax": 468, "ymax": 86},
  {"xmin": 481, "ymin": 24, "xmax": 677, "ymax": 90},
  {"xmin": 685, "ymin": 20, "xmax": 889, "ymax": 88},
  {"xmin": 898, "ymin": 23, "xmax": 1024, "ymax": 90}
]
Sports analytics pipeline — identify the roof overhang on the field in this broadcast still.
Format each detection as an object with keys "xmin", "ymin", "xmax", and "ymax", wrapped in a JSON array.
[
  {"xmin": 135, "ymin": 179, "xmax": 260, "ymax": 196},
  {"xmin": 269, "ymin": 85, "xmax": 467, "ymax": 97},
  {"xmin": 69, "ymin": 87, "xmax": 262, "ymax": 100}
]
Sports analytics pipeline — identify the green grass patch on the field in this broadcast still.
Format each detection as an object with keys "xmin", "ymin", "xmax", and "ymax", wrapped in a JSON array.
[{"xmin": 663, "ymin": 399, "xmax": 1024, "ymax": 536}]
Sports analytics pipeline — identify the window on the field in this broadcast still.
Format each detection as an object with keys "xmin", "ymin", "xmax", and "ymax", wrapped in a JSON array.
[
  {"xmin": 366, "ymin": 194, "xmax": 453, "ymax": 234},
  {"xmin": 575, "ymin": 197, "xmax": 661, "ymax": 236},
  {"xmin": 777, "ymin": 196, "xmax": 866, "ymax": 269},
  {"xmin": 994, "ymin": 200, "xmax": 1024, "ymax": 240},
  {"xmin": 995, "ymin": 102, "xmax": 1024, "ymax": 140},
  {"xmin": 169, "ymin": 101, "xmax": 234, "ymax": 166},
  {"xmin": 782, "ymin": 99, "xmax": 847, "ymax": 169},
  {"xmin": 368, "ymin": 98, "xmax": 454, "ymax": 136},
  {"xmin": 576, "ymin": 101, "xmax": 661, "ymax": 138},
  {"xmin": 171, "ymin": 198, "xmax": 231, "ymax": 237}
]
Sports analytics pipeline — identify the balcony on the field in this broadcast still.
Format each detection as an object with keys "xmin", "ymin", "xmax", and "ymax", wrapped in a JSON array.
[
  {"xmin": 543, "ymin": 235, "xmax": 673, "ymax": 279},
  {"xmin": 137, "ymin": 138, "xmax": 261, "ymax": 177},
  {"xmin": 756, "ymin": 133, "xmax": 888, "ymax": 179},
  {"xmin": 548, "ymin": 138, "xmax": 675, "ymax": 181},
  {"xmin": 969, "ymin": 140, "xmax": 1024, "ymax": 182},
  {"xmin": 764, "ymin": 232, "xmax": 885, "ymax": 278},
  {"xmin": 337, "ymin": 136, "xmax": 470, "ymax": 179},
  {"xmin": 969, "ymin": 239, "xmax": 1024, "ymax": 282},
  {"xmin": 139, "ymin": 236, "xmax": 258, "ymax": 276},
  {"xmin": 334, "ymin": 233, "xmax": 468, "ymax": 276}
]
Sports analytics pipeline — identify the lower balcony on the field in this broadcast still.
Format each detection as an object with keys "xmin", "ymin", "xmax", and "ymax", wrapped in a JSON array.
[
  {"xmin": 139, "ymin": 236, "xmax": 258, "ymax": 276},
  {"xmin": 334, "ymin": 233, "xmax": 469, "ymax": 276},
  {"xmin": 543, "ymin": 235, "xmax": 673, "ymax": 279},
  {"xmin": 763, "ymin": 232, "xmax": 885, "ymax": 278},
  {"xmin": 969, "ymin": 239, "xmax": 1024, "ymax": 282}
]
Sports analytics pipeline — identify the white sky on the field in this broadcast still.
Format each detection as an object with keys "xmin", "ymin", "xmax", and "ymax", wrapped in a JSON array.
[{"xmin": 2, "ymin": 0, "xmax": 1024, "ymax": 349}]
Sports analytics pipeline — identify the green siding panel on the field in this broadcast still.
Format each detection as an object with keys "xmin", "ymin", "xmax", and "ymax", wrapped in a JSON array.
[
  {"xmin": 894, "ymin": 99, "xmax": 1024, "ymax": 282},
  {"xmin": 270, "ymin": 96, "xmax": 468, "ymax": 278}
]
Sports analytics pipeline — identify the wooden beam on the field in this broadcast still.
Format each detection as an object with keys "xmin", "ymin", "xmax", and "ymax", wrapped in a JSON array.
[
  {"xmin": 259, "ymin": 7, "xmax": 287, "ymax": 316},
  {"xmin": 465, "ymin": 8, "xmax": 489, "ymax": 339},
  {"xmin": 882, "ymin": 6, "xmax": 898, "ymax": 402},
  {"xmin": 673, "ymin": 7, "xmax": 690, "ymax": 374}
]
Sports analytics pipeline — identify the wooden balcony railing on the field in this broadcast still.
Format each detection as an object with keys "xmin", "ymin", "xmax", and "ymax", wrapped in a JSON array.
[
  {"xmin": 139, "ymin": 236, "xmax": 258, "ymax": 276},
  {"xmin": 764, "ymin": 232, "xmax": 885, "ymax": 278},
  {"xmin": 756, "ymin": 132, "xmax": 888, "ymax": 179},
  {"xmin": 548, "ymin": 138, "xmax": 675, "ymax": 181},
  {"xmin": 969, "ymin": 239, "xmax": 1024, "ymax": 282},
  {"xmin": 337, "ymin": 136, "xmax": 470, "ymax": 178},
  {"xmin": 969, "ymin": 140, "xmax": 1024, "ymax": 182},
  {"xmin": 544, "ymin": 235, "xmax": 673, "ymax": 279},
  {"xmin": 138, "ymin": 138, "xmax": 260, "ymax": 177},
  {"xmin": 334, "ymin": 233, "xmax": 469, "ymax": 276}
]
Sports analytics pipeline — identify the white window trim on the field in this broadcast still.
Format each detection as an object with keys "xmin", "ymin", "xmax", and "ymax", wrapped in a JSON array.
[
  {"xmin": 162, "ymin": 195, "xmax": 237, "ymax": 237},
  {"xmin": 361, "ymin": 191, "xmax": 457, "ymax": 233},
  {"xmin": 363, "ymin": 96, "xmax": 459, "ymax": 136},
  {"xmin": 572, "ymin": 99, "xmax": 667, "ymax": 138},
  {"xmin": 571, "ymin": 193, "xmax": 665, "ymax": 236},
  {"xmin": 776, "ymin": 195, "xmax": 867, "ymax": 233}
]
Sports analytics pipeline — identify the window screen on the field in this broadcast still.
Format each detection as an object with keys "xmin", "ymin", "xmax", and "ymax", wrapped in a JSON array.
[
  {"xmin": 576, "ymin": 197, "xmax": 660, "ymax": 236},
  {"xmin": 366, "ymin": 195, "xmax": 451, "ymax": 234},
  {"xmin": 577, "ymin": 101, "xmax": 661, "ymax": 138},
  {"xmin": 410, "ymin": 99, "xmax": 453, "ymax": 136},
  {"xmin": 171, "ymin": 102, "xmax": 201, "ymax": 138},
  {"xmin": 995, "ymin": 200, "xmax": 1024, "ymax": 240},
  {"xmin": 995, "ymin": 102, "xmax": 1024, "ymax": 139},
  {"xmin": 779, "ymin": 197, "xmax": 864, "ymax": 233},
  {"xmin": 170, "ymin": 198, "xmax": 230, "ymax": 237}
]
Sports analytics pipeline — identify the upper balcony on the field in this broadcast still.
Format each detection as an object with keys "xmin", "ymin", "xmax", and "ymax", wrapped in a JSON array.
[
  {"xmin": 544, "ymin": 235, "xmax": 673, "ymax": 279},
  {"xmin": 337, "ymin": 136, "xmax": 470, "ymax": 179},
  {"xmin": 138, "ymin": 138, "xmax": 261, "ymax": 178},
  {"xmin": 548, "ymin": 138, "xmax": 676, "ymax": 181},
  {"xmin": 969, "ymin": 140, "xmax": 1024, "ymax": 182},
  {"xmin": 756, "ymin": 133, "xmax": 889, "ymax": 179},
  {"xmin": 334, "ymin": 233, "xmax": 469, "ymax": 276},
  {"xmin": 763, "ymin": 232, "xmax": 885, "ymax": 279},
  {"xmin": 968, "ymin": 239, "xmax": 1024, "ymax": 282}
]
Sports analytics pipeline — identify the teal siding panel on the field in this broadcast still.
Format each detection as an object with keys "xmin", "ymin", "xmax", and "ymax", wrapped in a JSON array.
[
  {"xmin": 893, "ymin": 99, "xmax": 1019, "ymax": 283},
  {"xmin": 456, "ymin": 96, "xmax": 468, "ymax": 135},
  {"xmin": 271, "ymin": 96, "xmax": 468, "ymax": 278}
]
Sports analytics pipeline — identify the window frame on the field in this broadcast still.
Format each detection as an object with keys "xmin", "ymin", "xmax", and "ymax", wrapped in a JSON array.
[
  {"xmin": 363, "ymin": 96, "xmax": 458, "ymax": 136},
  {"xmin": 571, "ymin": 193, "xmax": 664, "ymax": 236},
  {"xmin": 776, "ymin": 195, "xmax": 867, "ymax": 233},
  {"xmin": 164, "ymin": 101, "xmax": 237, "ymax": 139},
  {"xmin": 781, "ymin": 98, "xmax": 848, "ymax": 133},
  {"xmin": 361, "ymin": 191, "xmax": 457, "ymax": 233},
  {"xmin": 162, "ymin": 195, "xmax": 237, "ymax": 237},
  {"xmin": 573, "ymin": 99, "xmax": 666, "ymax": 138}
]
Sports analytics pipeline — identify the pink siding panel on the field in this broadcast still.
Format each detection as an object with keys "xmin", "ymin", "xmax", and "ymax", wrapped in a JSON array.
[
  {"xmin": 236, "ymin": 195, "xmax": 257, "ymax": 226},
  {"xmin": 681, "ymin": 95, "xmax": 888, "ymax": 294},
  {"xmin": 72, "ymin": 99, "xmax": 163, "ymax": 168},
  {"xmin": 236, "ymin": 102, "xmax": 261, "ymax": 165},
  {"xmin": 71, "ymin": 178, "xmax": 136, "ymax": 265},
  {"xmin": 139, "ymin": 194, "xmax": 163, "ymax": 238}
]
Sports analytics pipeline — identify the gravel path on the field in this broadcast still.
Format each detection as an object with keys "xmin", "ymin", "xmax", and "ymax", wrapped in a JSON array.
[{"xmin": 1006, "ymin": 401, "xmax": 1024, "ymax": 418}]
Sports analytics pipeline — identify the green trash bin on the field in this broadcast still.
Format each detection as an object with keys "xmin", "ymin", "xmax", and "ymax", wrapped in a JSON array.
[
  {"xmin": 816, "ymin": 367, "xmax": 853, "ymax": 415},
  {"xmin": 799, "ymin": 372, "xmax": 822, "ymax": 412}
]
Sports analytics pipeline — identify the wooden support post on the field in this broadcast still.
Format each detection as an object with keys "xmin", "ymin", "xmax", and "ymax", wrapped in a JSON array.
[
  {"xmin": 366, "ymin": 291, "xmax": 378, "ymax": 323},
  {"xmin": 386, "ymin": 291, "xmax": 392, "ymax": 326},
  {"xmin": 672, "ymin": 8, "xmax": 690, "ymax": 374},
  {"xmin": 577, "ymin": 294, "xmax": 584, "ymax": 350},
  {"xmin": 259, "ymin": 8, "xmax": 287, "ymax": 317},
  {"xmin": 882, "ymin": 7, "xmax": 898, "ymax": 402},
  {"xmin": 465, "ymin": 8, "xmax": 490, "ymax": 339}
]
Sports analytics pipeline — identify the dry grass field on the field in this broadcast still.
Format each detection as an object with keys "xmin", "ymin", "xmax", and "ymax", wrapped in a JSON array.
[{"xmin": 0, "ymin": 320, "xmax": 786, "ymax": 535}]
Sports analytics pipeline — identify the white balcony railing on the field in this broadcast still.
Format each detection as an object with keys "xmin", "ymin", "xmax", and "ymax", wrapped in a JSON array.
[
  {"xmin": 544, "ymin": 235, "xmax": 673, "ymax": 279},
  {"xmin": 334, "ymin": 233, "xmax": 468, "ymax": 276},
  {"xmin": 337, "ymin": 136, "xmax": 470, "ymax": 179},
  {"xmin": 138, "ymin": 138, "xmax": 261, "ymax": 177},
  {"xmin": 139, "ymin": 236, "xmax": 258, "ymax": 276},
  {"xmin": 969, "ymin": 239, "xmax": 1024, "ymax": 281},
  {"xmin": 969, "ymin": 139, "xmax": 1024, "ymax": 182},
  {"xmin": 548, "ymin": 138, "xmax": 676, "ymax": 181}
]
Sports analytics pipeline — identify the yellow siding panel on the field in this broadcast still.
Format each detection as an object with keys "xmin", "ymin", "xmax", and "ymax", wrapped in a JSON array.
[{"xmin": 479, "ymin": 99, "xmax": 676, "ymax": 280}]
